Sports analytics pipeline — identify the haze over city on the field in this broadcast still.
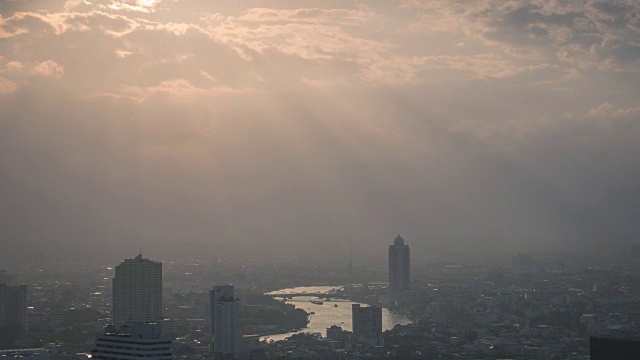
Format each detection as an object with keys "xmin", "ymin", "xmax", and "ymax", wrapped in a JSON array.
[{"xmin": 1, "ymin": 0, "xmax": 639, "ymax": 262}]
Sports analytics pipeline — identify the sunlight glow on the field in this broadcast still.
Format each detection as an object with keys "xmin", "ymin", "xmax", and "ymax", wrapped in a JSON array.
[{"xmin": 107, "ymin": 0, "xmax": 160, "ymax": 13}]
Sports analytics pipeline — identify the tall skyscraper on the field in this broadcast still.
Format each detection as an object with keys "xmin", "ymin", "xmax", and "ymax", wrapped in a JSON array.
[
  {"xmin": 112, "ymin": 254, "xmax": 163, "ymax": 325},
  {"xmin": 91, "ymin": 323, "xmax": 172, "ymax": 360},
  {"xmin": 213, "ymin": 296, "xmax": 241, "ymax": 360},
  {"xmin": 0, "ymin": 271, "xmax": 27, "ymax": 330},
  {"xmin": 209, "ymin": 285, "xmax": 234, "ymax": 334},
  {"xmin": 210, "ymin": 285, "xmax": 241, "ymax": 360},
  {"xmin": 388, "ymin": 234, "xmax": 410, "ymax": 301},
  {"xmin": 351, "ymin": 304, "xmax": 383, "ymax": 346}
]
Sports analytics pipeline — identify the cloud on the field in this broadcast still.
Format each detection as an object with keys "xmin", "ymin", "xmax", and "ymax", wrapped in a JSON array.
[
  {"xmin": 63, "ymin": 0, "xmax": 89, "ymax": 12},
  {"xmin": 588, "ymin": 102, "xmax": 640, "ymax": 121},
  {"xmin": 0, "ymin": 14, "xmax": 30, "ymax": 38},
  {"xmin": 31, "ymin": 59, "xmax": 65, "ymax": 77},
  {"xmin": 105, "ymin": 0, "xmax": 161, "ymax": 13},
  {"xmin": 119, "ymin": 78, "xmax": 255, "ymax": 102},
  {"xmin": 5, "ymin": 61, "xmax": 25, "ymax": 71},
  {"xmin": 1, "ymin": 11, "xmax": 126, "ymax": 35},
  {"xmin": 7, "ymin": 0, "xmax": 632, "ymax": 92},
  {"xmin": 4, "ymin": 60, "xmax": 64, "ymax": 77},
  {"xmin": 0, "ymin": 77, "xmax": 18, "ymax": 94},
  {"xmin": 404, "ymin": 0, "xmax": 640, "ymax": 73},
  {"xmin": 1, "ymin": 10, "xmax": 203, "ymax": 38},
  {"xmin": 1, "ymin": 0, "xmax": 640, "ymax": 259},
  {"xmin": 201, "ymin": 8, "xmax": 388, "ymax": 63}
]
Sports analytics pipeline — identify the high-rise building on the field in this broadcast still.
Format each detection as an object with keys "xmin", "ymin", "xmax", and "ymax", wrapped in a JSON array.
[
  {"xmin": 209, "ymin": 285, "xmax": 234, "ymax": 333},
  {"xmin": 91, "ymin": 323, "xmax": 172, "ymax": 360},
  {"xmin": 388, "ymin": 234, "xmax": 410, "ymax": 301},
  {"xmin": 0, "ymin": 271, "xmax": 27, "ymax": 331},
  {"xmin": 0, "ymin": 270, "xmax": 16, "ymax": 286},
  {"xmin": 326, "ymin": 325, "xmax": 344, "ymax": 341},
  {"xmin": 351, "ymin": 304, "xmax": 383, "ymax": 347},
  {"xmin": 590, "ymin": 336, "xmax": 640, "ymax": 359},
  {"xmin": 211, "ymin": 286, "xmax": 240, "ymax": 360},
  {"xmin": 112, "ymin": 254, "xmax": 162, "ymax": 325}
]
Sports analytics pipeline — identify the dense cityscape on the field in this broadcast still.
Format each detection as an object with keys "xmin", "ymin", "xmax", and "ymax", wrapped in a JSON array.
[
  {"xmin": 3, "ymin": 0, "xmax": 640, "ymax": 358},
  {"xmin": 1, "ymin": 236, "xmax": 639, "ymax": 359}
]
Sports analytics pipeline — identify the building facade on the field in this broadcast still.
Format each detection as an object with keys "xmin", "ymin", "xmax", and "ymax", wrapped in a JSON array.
[
  {"xmin": 0, "ymin": 274, "xmax": 28, "ymax": 330},
  {"xmin": 91, "ymin": 323, "xmax": 172, "ymax": 360},
  {"xmin": 351, "ymin": 304, "xmax": 383, "ymax": 347},
  {"xmin": 326, "ymin": 325, "xmax": 344, "ymax": 341},
  {"xmin": 388, "ymin": 234, "xmax": 410, "ymax": 301},
  {"xmin": 590, "ymin": 336, "xmax": 640, "ymax": 360},
  {"xmin": 211, "ymin": 286, "xmax": 241, "ymax": 360},
  {"xmin": 112, "ymin": 254, "xmax": 163, "ymax": 325},
  {"xmin": 209, "ymin": 285, "xmax": 234, "ymax": 334}
]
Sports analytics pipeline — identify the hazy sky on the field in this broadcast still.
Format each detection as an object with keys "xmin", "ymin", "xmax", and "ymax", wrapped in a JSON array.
[{"xmin": 1, "ymin": 0, "xmax": 639, "ymax": 260}]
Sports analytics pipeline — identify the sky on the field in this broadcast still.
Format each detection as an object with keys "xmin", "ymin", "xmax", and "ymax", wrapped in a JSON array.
[{"xmin": 1, "ymin": 0, "xmax": 639, "ymax": 261}]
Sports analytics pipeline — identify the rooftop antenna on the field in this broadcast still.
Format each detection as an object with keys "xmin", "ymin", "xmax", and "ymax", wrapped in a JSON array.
[
  {"xmin": 348, "ymin": 236, "xmax": 353, "ymax": 284},
  {"xmin": 349, "ymin": 236, "xmax": 353, "ymax": 269}
]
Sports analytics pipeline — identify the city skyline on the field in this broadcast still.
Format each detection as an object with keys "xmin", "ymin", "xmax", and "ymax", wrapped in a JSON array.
[
  {"xmin": 0, "ymin": 241, "xmax": 638, "ymax": 357},
  {"xmin": 1, "ymin": 0, "xmax": 640, "ymax": 355}
]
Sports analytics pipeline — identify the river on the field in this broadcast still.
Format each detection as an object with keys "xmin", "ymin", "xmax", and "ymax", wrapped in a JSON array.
[{"xmin": 261, "ymin": 286, "xmax": 410, "ymax": 342}]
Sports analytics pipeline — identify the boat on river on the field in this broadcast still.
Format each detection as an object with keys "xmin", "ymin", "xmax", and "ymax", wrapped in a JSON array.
[{"xmin": 310, "ymin": 300, "xmax": 324, "ymax": 305}]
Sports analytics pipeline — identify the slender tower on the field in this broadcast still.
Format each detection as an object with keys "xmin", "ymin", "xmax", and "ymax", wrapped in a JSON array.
[
  {"xmin": 388, "ymin": 235, "xmax": 410, "ymax": 301},
  {"xmin": 348, "ymin": 236, "xmax": 353, "ymax": 284},
  {"xmin": 210, "ymin": 286, "xmax": 240, "ymax": 360}
]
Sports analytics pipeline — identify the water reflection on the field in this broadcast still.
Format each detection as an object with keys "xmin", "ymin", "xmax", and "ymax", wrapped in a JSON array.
[{"xmin": 262, "ymin": 286, "xmax": 410, "ymax": 342}]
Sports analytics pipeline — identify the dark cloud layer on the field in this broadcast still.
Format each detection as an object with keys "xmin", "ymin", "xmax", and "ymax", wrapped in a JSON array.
[{"xmin": 1, "ymin": 0, "xmax": 639, "ymax": 262}]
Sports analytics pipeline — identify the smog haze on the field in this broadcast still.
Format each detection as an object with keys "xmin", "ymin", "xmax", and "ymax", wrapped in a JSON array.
[{"xmin": 1, "ymin": 0, "xmax": 639, "ymax": 262}]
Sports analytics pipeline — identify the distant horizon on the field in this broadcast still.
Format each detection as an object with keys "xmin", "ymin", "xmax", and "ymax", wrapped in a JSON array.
[{"xmin": 1, "ymin": 236, "xmax": 638, "ymax": 268}]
